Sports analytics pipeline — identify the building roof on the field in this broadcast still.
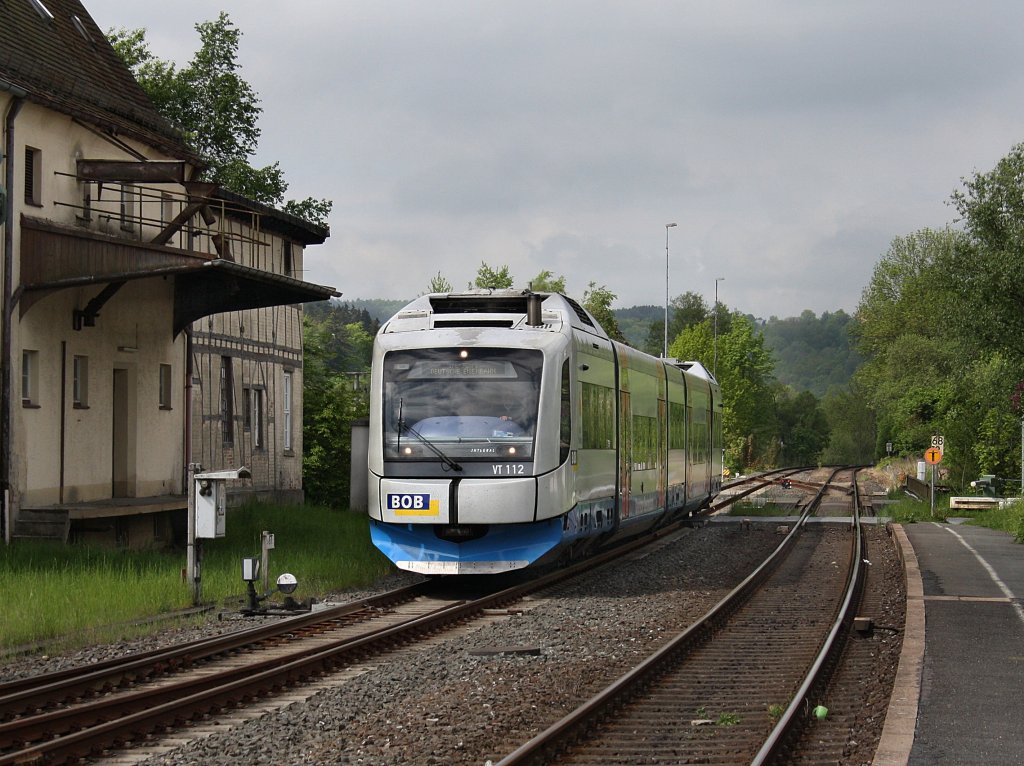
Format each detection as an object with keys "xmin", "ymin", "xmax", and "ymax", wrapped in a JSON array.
[
  {"xmin": 214, "ymin": 187, "xmax": 330, "ymax": 246},
  {"xmin": 0, "ymin": 0, "xmax": 201, "ymax": 163}
]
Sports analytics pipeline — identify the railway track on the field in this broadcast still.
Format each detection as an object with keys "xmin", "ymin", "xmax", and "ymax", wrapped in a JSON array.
[
  {"xmin": 0, "ymin": 497, "xmax": 756, "ymax": 766},
  {"xmin": 0, "ymin": 469, "xmax": 877, "ymax": 765},
  {"xmin": 497, "ymin": 467, "xmax": 870, "ymax": 765}
]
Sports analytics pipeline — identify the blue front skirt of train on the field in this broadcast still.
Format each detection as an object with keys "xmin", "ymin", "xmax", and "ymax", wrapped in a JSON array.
[{"xmin": 370, "ymin": 518, "xmax": 564, "ymax": 575}]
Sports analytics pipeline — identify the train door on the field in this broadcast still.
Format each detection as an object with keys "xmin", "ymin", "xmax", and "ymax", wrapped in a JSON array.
[
  {"xmin": 694, "ymin": 404, "xmax": 710, "ymax": 498},
  {"xmin": 658, "ymin": 396, "xmax": 667, "ymax": 512},
  {"xmin": 618, "ymin": 390, "xmax": 631, "ymax": 520}
]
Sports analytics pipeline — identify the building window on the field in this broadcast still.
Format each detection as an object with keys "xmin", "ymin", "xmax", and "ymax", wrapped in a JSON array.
[
  {"xmin": 24, "ymin": 147, "xmax": 41, "ymax": 206},
  {"xmin": 283, "ymin": 242, "xmax": 293, "ymax": 277},
  {"xmin": 22, "ymin": 350, "xmax": 39, "ymax": 406},
  {"xmin": 283, "ymin": 371, "xmax": 293, "ymax": 452},
  {"xmin": 120, "ymin": 183, "xmax": 136, "ymax": 231},
  {"xmin": 161, "ymin": 193, "xmax": 174, "ymax": 227},
  {"xmin": 72, "ymin": 355, "xmax": 89, "ymax": 408},
  {"xmin": 221, "ymin": 356, "xmax": 234, "ymax": 446},
  {"xmin": 244, "ymin": 387, "xmax": 264, "ymax": 449},
  {"xmin": 159, "ymin": 364, "xmax": 173, "ymax": 409}
]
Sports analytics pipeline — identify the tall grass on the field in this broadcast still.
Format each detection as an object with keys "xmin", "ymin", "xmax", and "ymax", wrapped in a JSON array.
[
  {"xmin": 882, "ymin": 496, "xmax": 945, "ymax": 524},
  {"xmin": 0, "ymin": 504, "xmax": 393, "ymax": 650},
  {"xmin": 881, "ymin": 495, "xmax": 1024, "ymax": 544},
  {"xmin": 967, "ymin": 500, "xmax": 1024, "ymax": 542},
  {"xmin": 200, "ymin": 503, "xmax": 392, "ymax": 600}
]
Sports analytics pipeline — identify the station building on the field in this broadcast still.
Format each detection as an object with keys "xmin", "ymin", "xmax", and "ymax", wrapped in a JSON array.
[{"xmin": 1, "ymin": 0, "xmax": 338, "ymax": 546}]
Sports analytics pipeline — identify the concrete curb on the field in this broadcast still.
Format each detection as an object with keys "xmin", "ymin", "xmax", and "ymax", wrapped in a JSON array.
[{"xmin": 872, "ymin": 523, "xmax": 924, "ymax": 766}]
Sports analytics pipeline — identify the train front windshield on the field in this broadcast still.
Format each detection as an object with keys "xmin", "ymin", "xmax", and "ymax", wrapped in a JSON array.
[{"xmin": 383, "ymin": 348, "xmax": 542, "ymax": 462}]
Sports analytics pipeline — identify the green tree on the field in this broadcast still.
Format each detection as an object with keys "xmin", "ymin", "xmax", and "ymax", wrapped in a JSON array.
[
  {"xmin": 853, "ymin": 229, "xmax": 969, "ymax": 470},
  {"xmin": 107, "ymin": 15, "xmax": 331, "ymax": 226},
  {"xmin": 643, "ymin": 292, "xmax": 711, "ymax": 356},
  {"xmin": 945, "ymin": 353, "xmax": 1021, "ymax": 487},
  {"xmin": 303, "ymin": 302, "xmax": 376, "ymax": 373},
  {"xmin": 853, "ymin": 229, "xmax": 963, "ymax": 360},
  {"xmin": 642, "ymin": 320, "xmax": 665, "ymax": 356},
  {"xmin": 951, "ymin": 142, "xmax": 1024, "ymax": 357},
  {"xmin": 583, "ymin": 282, "xmax": 625, "ymax": 343},
  {"xmin": 820, "ymin": 383, "xmax": 877, "ymax": 465},
  {"xmin": 761, "ymin": 310, "xmax": 860, "ymax": 397},
  {"xmin": 672, "ymin": 314, "xmax": 776, "ymax": 469},
  {"xmin": 473, "ymin": 262, "xmax": 514, "ymax": 289},
  {"xmin": 426, "ymin": 271, "xmax": 453, "ymax": 294},
  {"xmin": 283, "ymin": 197, "xmax": 333, "ymax": 229},
  {"xmin": 774, "ymin": 389, "xmax": 830, "ymax": 466},
  {"xmin": 529, "ymin": 270, "xmax": 567, "ymax": 293},
  {"xmin": 302, "ymin": 315, "xmax": 371, "ymax": 507},
  {"xmin": 669, "ymin": 291, "xmax": 712, "ymax": 341}
]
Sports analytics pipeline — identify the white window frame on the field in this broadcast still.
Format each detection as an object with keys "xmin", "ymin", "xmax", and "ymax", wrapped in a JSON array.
[
  {"xmin": 251, "ymin": 388, "xmax": 264, "ymax": 449},
  {"xmin": 159, "ymin": 363, "xmax": 173, "ymax": 409},
  {"xmin": 72, "ymin": 355, "xmax": 89, "ymax": 408},
  {"xmin": 22, "ymin": 350, "xmax": 39, "ymax": 406},
  {"xmin": 283, "ymin": 371, "xmax": 293, "ymax": 452},
  {"xmin": 120, "ymin": 183, "xmax": 136, "ymax": 232}
]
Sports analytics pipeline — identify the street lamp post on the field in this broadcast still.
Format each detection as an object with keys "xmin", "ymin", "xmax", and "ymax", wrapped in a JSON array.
[
  {"xmin": 713, "ymin": 277, "xmax": 724, "ymax": 376},
  {"xmin": 664, "ymin": 223, "xmax": 677, "ymax": 358}
]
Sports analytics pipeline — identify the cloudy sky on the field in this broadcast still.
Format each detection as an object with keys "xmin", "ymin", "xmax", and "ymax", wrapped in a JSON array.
[{"xmin": 84, "ymin": 1, "xmax": 1024, "ymax": 319}]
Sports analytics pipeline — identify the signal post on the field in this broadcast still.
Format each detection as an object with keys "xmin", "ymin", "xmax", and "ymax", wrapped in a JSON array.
[{"xmin": 925, "ymin": 435, "xmax": 944, "ymax": 517}]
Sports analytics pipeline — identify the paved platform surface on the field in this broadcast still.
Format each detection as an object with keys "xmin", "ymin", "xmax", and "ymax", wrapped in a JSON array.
[{"xmin": 901, "ymin": 522, "xmax": 1024, "ymax": 765}]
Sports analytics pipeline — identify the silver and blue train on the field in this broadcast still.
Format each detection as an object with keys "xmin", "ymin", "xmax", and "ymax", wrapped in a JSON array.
[{"xmin": 367, "ymin": 290, "xmax": 723, "ymax": 574}]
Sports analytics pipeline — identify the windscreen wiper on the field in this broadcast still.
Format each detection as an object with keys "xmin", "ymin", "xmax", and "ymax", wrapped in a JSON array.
[{"xmin": 399, "ymin": 419, "xmax": 463, "ymax": 472}]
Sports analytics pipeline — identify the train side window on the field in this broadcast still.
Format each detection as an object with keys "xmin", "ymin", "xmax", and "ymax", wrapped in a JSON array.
[
  {"xmin": 582, "ymin": 382, "xmax": 614, "ymax": 450},
  {"xmin": 560, "ymin": 359, "xmax": 571, "ymax": 463}
]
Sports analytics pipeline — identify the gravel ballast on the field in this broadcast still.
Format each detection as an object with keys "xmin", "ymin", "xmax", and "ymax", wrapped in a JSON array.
[{"xmin": 1, "ymin": 521, "xmax": 906, "ymax": 765}]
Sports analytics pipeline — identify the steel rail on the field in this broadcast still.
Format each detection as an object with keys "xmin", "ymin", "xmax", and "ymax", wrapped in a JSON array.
[
  {"xmin": 708, "ymin": 466, "xmax": 810, "ymax": 513},
  {"xmin": 0, "ymin": 510, "xmax": 708, "ymax": 766},
  {"xmin": 496, "ymin": 467, "xmax": 845, "ymax": 766},
  {"xmin": 750, "ymin": 467, "xmax": 866, "ymax": 765},
  {"xmin": 0, "ymin": 581, "xmax": 431, "ymax": 716},
  {"xmin": 3, "ymin": 469, "xmax": 784, "ymax": 713}
]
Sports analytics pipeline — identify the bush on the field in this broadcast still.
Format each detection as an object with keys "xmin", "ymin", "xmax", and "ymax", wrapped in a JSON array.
[{"xmin": 968, "ymin": 500, "xmax": 1024, "ymax": 543}]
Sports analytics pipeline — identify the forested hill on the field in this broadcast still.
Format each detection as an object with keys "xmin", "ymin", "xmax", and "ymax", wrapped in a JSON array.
[
  {"xmin": 344, "ymin": 298, "xmax": 408, "ymax": 324},
  {"xmin": 759, "ymin": 310, "xmax": 861, "ymax": 396},
  {"xmin": 333, "ymin": 298, "xmax": 859, "ymax": 397},
  {"xmin": 613, "ymin": 305, "xmax": 859, "ymax": 396}
]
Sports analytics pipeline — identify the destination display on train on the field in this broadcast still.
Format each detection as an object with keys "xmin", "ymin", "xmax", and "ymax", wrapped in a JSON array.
[{"xmin": 407, "ymin": 360, "xmax": 517, "ymax": 379}]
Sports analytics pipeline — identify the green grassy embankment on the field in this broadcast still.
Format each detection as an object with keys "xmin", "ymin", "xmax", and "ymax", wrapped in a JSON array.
[
  {"xmin": 966, "ymin": 500, "xmax": 1024, "ymax": 542},
  {"xmin": 0, "ymin": 503, "xmax": 393, "ymax": 650}
]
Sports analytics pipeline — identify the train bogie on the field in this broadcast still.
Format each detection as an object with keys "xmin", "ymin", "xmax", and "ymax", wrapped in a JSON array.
[{"xmin": 367, "ymin": 290, "xmax": 722, "ymax": 575}]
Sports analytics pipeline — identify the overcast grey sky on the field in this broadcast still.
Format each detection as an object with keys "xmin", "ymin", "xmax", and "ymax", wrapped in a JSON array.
[{"xmin": 85, "ymin": 1, "xmax": 1024, "ymax": 318}]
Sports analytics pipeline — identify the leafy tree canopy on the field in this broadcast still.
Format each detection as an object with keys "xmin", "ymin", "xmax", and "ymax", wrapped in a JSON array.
[
  {"xmin": 852, "ymin": 143, "xmax": 1024, "ymax": 485},
  {"xmin": 107, "ymin": 14, "xmax": 332, "ymax": 227},
  {"xmin": 529, "ymin": 270, "xmax": 567, "ymax": 293},
  {"xmin": 760, "ymin": 309, "xmax": 861, "ymax": 397},
  {"xmin": 951, "ymin": 142, "xmax": 1024, "ymax": 357},
  {"xmin": 583, "ymin": 282, "xmax": 625, "ymax": 343},
  {"xmin": 671, "ymin": 314, "xmax": 777, "ymax": 468},
  {"xmin": 473, "ymin": 261, "xmax": 514, "ymax": 290},
  {"xmin": 302, "ymin": 315, "xmax": 370, "ymax": 507},
  {"xmin": 426, "ymin": 271, "xmax": 453, "ymax": 294}
]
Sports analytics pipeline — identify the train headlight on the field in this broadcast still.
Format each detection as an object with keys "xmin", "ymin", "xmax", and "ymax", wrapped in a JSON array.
[
  {"xmin": 403, "ymin": 446, "xmax": 414, "ymax": 455},
  {"xmin": 507, "ymin": 447, "xmax": 517, "ymax": 455},
  {"xmin": 459, "ymin": 349, "xmax": 469, "ymax": 359}
]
